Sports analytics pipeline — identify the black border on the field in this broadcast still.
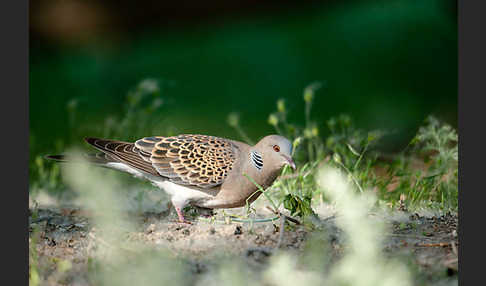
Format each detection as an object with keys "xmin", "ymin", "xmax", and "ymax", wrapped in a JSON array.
[
  {"xmin": 458, "ymin": 0, "xmax": 483, "ymax": 285},
  {"xmin": 2, "ymin": 0, "xmax": 29, "ymax": 283}
]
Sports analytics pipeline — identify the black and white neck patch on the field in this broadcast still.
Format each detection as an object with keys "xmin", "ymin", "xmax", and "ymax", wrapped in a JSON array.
[{"xmin": 250, "ymin": 151, "xmax": 263, "ymax": 170}]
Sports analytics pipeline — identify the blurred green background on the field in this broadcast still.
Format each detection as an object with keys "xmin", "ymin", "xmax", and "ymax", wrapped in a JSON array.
[{"xmin": 29, "ymin": 0, "xmax": 457, "ymax": 163}]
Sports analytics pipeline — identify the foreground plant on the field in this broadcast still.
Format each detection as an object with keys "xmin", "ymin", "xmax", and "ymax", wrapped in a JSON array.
[{"xmin": 316, "ymin": 166, "xmax": 412, "ymax": 286}]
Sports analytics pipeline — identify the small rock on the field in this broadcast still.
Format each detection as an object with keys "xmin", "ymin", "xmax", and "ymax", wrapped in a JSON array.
[
  {"xmin": 47, "ymin": 238, "xmax": 56, "ymax": 247},
  {"xmin": 209, "ymin": 227, "xmax": 216, "ymax": 235},
  {"xmin": 182, "ymin": 229, "xmax": 190, "ymax": 236},
  {"xmin": 253, "ymin": 234, "xmax": 263, "ymax": 244},
  {"xmin": 234, "ymin": 225, "xmax": 243, "ymax": 235},
  {"xmin": 447, "ymin": 267, "xmax": 458, "ymax": 276},
  {"xmin": 146, "ymin": 224, "xmax": 156, "ymax": 234}
]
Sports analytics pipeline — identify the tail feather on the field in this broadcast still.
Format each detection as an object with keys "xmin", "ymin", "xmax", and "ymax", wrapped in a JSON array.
[
  {"xmin": 44, "ymin": 152, "xmax": 113, "ymax": 165},
  {"xmin": 46, "ymin": 137, "xmax": 159, "ymax": 177}
]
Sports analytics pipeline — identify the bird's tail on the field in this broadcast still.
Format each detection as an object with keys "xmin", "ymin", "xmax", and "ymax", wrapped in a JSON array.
[{"xmin": 44, "ymin": 152, "xmax": 113, "ymax": 165}]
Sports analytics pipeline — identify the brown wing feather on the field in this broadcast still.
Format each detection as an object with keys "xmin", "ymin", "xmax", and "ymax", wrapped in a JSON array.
[
  {"xmin": 135, "ymin": 134, "xmax": 236, "ymax": 188},
  {"xmin": 84, "ymin": 137, "xmax": 160, "ymax": 176}
]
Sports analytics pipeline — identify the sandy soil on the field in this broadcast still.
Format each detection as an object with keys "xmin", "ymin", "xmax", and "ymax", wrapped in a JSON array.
[{"xmin": 29, "ymin": 200, "xmax": 458, "ymax": 286}]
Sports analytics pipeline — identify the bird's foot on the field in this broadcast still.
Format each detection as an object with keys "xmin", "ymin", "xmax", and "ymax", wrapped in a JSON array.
[
  {"xmin": 175, "ymin": 207, "xmax": 192, "ymax": 224},
  {"xmin": 177, "ymin": 216, "xmax": 192, "ymax": 224}
]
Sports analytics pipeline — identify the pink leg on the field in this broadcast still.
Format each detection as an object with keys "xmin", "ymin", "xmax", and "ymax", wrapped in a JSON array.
[
  {"xmin": 171, "ymin": 196, "xmax": 192, "ymax": 224},
  {"xmin": 175, "ymin": 206, "xmax": 191, "ymax": 224}
]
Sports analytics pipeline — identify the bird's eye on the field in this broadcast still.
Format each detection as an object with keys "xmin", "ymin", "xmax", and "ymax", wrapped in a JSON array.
[{"xmin": 273, "ymin": 145, "xmax": 280, "ymax": 152}]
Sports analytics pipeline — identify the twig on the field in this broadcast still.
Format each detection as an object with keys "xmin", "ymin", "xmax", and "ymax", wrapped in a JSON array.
[
  {"xmin": 353, "ymin": 142, "xmax": 369, "ymax": 170},
  {"xmin": 276, "ymin": 215, "xmax": 286, "ymax": 249},
  {"xmin": 265, "ymin": 206, "xmax": 301, "ymax": 225},
  {"xmin": 416, "ymin": 242, "xmax": 451, "ymax": 247},
  {"xmin": 321, "ymin": 215, "xmax": 336, "ymax": 223},
  {"xmin": 385, "ymin": 234, "xmax": 429, "ymax": 239},
  {"xmin": 230, "ymin": 216, "xmax": 279, "ymax": 223},
  {"xmin": 335, "ymin": 160, "xmax": 364, "ymax": 193},
  {"xmin": 197, "ymin": 217, "xmax": 227, "ymax": 224},
  {"xmin": 451, "ymin": 241, "xmax": 458, "ymax": 256},
  {"xmin": 198, "ymin": 215, "xmax": 279, "ymax": 224}
]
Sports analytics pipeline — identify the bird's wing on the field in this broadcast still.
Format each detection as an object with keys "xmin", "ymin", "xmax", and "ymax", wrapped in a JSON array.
[
  {"xmin": 135, "ymin": 134, "xmax": 237, "ymax": 188},
  {"xmin": 84, "ymin": 137, "xmax": 161, "ymax": 176}
]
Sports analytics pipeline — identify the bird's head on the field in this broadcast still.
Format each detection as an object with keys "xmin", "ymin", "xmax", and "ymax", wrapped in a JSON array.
[{"xmin": 252, "ymin": 135, "xmax": 296, "ymax": 171}]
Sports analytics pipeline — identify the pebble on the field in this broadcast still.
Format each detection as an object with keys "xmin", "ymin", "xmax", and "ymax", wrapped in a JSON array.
[
  {"xmin": 146, "ymin": 224, "xmax": 156, "ymax": 234},
  {"xmin": 234, "ymin": 225, "xmax": 243, "ymax": 235}
]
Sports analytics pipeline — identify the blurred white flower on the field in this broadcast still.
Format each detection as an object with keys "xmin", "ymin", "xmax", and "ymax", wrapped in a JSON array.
[{"xmin": 138, "ymin": 78, "xmax": 160, "ymax": 93}]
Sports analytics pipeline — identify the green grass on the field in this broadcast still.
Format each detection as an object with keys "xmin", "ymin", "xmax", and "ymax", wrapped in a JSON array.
[
  {"xmin": 30, "ymin": 79, "xmax": 458, "ymax": 215},
  {"xmin": 229, "ymin": 82, "xmax": 458, "ymax": 215}
]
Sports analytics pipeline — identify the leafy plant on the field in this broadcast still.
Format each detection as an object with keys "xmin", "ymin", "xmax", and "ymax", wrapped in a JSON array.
[
  {"xmin": 282, "ymin": 193, "xmax": 313, "ymax": 218},
  {"xmin": 228, "ymin": 84, "xmax": 458, "ymax": 216},
  {"xmin": 390, "ymin": 116, "xmax": 458, "ymax": 210}
]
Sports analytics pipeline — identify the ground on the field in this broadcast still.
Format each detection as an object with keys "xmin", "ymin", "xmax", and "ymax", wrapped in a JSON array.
[{"xmin": 29, "ymin": 199, "xmax": 458, "ymax": 286}]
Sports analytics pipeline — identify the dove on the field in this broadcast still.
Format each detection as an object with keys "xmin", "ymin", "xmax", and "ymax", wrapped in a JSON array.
[{"xmin": 46, "ymin": 134, "xmax": 296, "ymax": 223}]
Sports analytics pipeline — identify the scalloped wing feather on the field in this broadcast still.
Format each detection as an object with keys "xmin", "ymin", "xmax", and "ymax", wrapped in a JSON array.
[{"xmin": 134, "ymin": 134, "xmax": 236, "ymax": 188}]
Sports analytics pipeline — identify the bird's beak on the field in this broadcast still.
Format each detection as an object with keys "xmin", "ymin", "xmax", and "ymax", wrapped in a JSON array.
[{"xmin": 281, "ymin": 154, "xmax": 296, "ymax": 170}]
